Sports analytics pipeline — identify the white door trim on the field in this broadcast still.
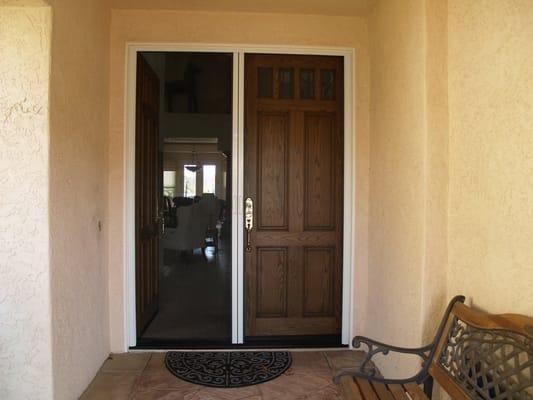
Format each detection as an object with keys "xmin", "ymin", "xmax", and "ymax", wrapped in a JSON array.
[{"xmin": 123, "ymin": 43, "xmax": 355, "ymax": 349}]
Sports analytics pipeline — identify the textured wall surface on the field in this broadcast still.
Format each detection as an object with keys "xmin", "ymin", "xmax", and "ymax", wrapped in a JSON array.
[
  {"xmin": 0, "ymin": 5, "xmax": 54, "ymax": 399},
  {"xmin": 367, "ymin": 0, "xmax": 450, "ymax": 378},
  {"xmin": 46, "ymin": 0, "xmax": 111, "ymax": 399},
  {"xmin": 368, "ymin": 0, "xmax": 426, "ymax": 375},
  {"xmin": 108, "ymin": 9, "xmax": 370, "ymax": 351},
  {"xmin": 420, "ymin": 0, "xmax": 449, "ymax": 344},
  {"xmin": 448, "ymin": 0, "xmax": 533, "ymax": 314}
]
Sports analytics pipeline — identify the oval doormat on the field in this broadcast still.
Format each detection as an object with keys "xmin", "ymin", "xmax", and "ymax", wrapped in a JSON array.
[{"xmin": 165, "ymin": 351, "xmax": 292, "ymax": 388}]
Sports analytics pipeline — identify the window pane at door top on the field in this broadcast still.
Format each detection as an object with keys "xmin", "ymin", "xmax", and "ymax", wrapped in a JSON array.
[{"xmin": 258, "ymin": 67, "xmax": 273, "ymax": 98}]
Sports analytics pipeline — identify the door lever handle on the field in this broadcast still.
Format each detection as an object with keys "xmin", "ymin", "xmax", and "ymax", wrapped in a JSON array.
[{"xmin": 244, "ymin": 197, "xmax": 254, "ymax": 252}]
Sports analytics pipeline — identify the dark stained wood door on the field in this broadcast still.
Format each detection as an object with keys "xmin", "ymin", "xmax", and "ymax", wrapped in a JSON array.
[
  {"xmin": 135, "ymin": 54, "xmax": 161, "ymax": 337},
  {"xmin": 244, "ymin": 54, "xmax": 344, "ymax": 337}
]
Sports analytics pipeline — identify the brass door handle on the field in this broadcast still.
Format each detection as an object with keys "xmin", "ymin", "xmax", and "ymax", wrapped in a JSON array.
[{"xmin": 245, "ymin": 197, "xmax": 253, "ymax": 252}]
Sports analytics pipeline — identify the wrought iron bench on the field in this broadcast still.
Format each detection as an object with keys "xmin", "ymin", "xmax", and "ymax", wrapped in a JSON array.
[{"xmin": 335, "ymin": 295, "xmax": 533, "ymax": 399}]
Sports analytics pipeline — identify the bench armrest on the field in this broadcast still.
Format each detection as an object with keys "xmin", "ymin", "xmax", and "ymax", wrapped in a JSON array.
[
  {"xmin": 333, "ymin": 337, "xmax": 433, "ymax": 385},
  {"xmin": 334, "ymin": 295, "xmax": 466, "ymax": 386}
]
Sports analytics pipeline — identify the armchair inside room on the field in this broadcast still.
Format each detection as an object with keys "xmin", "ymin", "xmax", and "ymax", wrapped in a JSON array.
[
  {"xmin": 161, "ymin": 193, "xmax": 224, "ymax": 258},
  {"xmin": 161, "ymin": 201, "xmax": 209, "ymax": 254}
]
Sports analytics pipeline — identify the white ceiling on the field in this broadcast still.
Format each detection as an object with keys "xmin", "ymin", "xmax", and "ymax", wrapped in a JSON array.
[{"xmin": 110, "ymin": 0, "xmax": 376, "ymax": 17}]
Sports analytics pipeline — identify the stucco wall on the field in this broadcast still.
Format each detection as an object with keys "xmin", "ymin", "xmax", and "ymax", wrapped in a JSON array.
[
  {"xmin": 47, "ymin": 0, "xmax": 111, "ymax": 399},
  {"xmin": 0, "ymin": 4, "xmax": 53, "ymax": 399},
  {"xmin": 367, "ymin": 0, "xmax": 426, "ymax": 374},
  {"xmin": 367, "ymin": 0, "xmax": 450, "ymax": 378},
  {"xmin": 420, "ymin": 0, "xmax": 449, "ymax": 344},
  {"xmin": 448, "ymin": 1, "xmax": 533, "ymax": 314},
  {"xmin": 108, "ymin": 9, "xmax": 370, "ymax": 351}
]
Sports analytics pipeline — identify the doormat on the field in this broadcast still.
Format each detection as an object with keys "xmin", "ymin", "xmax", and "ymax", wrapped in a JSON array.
[{"xmin": 165, "ymin": 351, "xmax": 292, "ymax": 388}]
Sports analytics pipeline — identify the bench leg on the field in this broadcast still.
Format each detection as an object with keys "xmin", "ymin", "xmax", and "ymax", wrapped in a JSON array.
[{"xmin": 423, "ymin": 376, "xmax": 434, "ymax": 399}]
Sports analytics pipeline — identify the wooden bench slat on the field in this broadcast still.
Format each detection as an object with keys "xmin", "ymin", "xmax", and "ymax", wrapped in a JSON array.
[
  {"xmin": 387, "ymin": 384, "xmax": 410, "ymax": 400},
  {"xmin": 403, "ymin": 383, "xmax": 428, "ymax": 400},
  {"xmin": 370, "ymin": 381, "xmax": 395, "ymax": 400},
  {"xmin": 356, "ymin": 378, "xmax": 380, "ymax": 400},
  {"xmin": 339, "ymin": 376, "xmax": 364, "ymax": 400}
]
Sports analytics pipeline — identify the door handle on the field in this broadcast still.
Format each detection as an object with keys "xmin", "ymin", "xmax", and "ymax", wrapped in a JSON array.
[{"xmin": 245, "ymin": 197, "xmax": 254, "ymax": 252}]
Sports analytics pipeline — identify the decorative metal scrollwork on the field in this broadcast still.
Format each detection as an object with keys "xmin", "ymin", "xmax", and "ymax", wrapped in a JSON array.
[
  {"xmin": 352, "ymin": 336, "xmax": 430, "ymax": 378},
  {"xmin": 439, "ymin": 317, "xmax": 533, "ymax": 399}
]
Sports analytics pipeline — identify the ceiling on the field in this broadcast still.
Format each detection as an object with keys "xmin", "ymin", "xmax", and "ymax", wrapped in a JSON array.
[{"xmin": 110, "ymin": 0, "xmax": 376, "ymax": 17}]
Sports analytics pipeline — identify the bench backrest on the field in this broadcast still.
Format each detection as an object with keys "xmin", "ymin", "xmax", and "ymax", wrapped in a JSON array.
[{"xmin": 429, "ymin": 302, "xmax": 533, "ymax": 399}]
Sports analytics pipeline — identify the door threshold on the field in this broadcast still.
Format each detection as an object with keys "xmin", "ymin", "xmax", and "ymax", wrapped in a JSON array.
[
  {"xmin": 130, "ymin": 347, "xmax": 349, "ymax": 353},
  {"xmin": 132, "ymin": 335, "xmax": 346, "ymax": 350}
]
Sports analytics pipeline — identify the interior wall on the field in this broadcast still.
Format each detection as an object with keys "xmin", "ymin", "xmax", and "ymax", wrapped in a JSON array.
[
  {"xmin": 0, "ymin": 4, "xmax": 53, "ymax": 399},
  {"xmin": 108, "ymin": 9, "xmax": 370, "ymax": 351},
  {"xmin": 47, "ymin": 0, "xmax": 111, "ymax": 399},
  {"xmin": 447, "ymin": 0, "xmax": 533, "ymax": 314}
]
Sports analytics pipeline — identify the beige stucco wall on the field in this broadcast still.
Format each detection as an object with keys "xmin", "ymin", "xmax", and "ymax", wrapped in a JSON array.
[
  {"xmin": 108, "ymin": 9, "xmax": 370, "ymax": 351},
  {"xmin": 368, "ymin": 0, "xmax": 426, "ymax": 374},
  {"xmin": 420, "ymin": 0, "xmax": 449, "ymax": 345},
  {"xmin": 448, "ymin": 1, "xmax": 533, "ymax": 314},
  {"xmin": 47, "ymin": 0, "xmax": 111, "ymax": 399},
  {"xmin": 367, "ymin": 0, "xmax": 449, "ymax": 378},
  {"xmin": 0, "ymin": 4, "xmax": 53, "ymax": 399}
]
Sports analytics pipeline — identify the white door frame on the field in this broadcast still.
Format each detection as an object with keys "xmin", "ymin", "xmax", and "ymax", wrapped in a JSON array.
[{"xmin": 124, "ymin": 43, "xmax": 356, "ymax": 349}]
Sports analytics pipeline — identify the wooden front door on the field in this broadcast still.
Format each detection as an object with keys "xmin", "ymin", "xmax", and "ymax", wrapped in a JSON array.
[
  {"xmin": 135, "ymin": 54, "xmax": 161, "ymax": 336},
  {"xmin": 244, "ymin": 54, "xmax": 344, "ymax": 338}
]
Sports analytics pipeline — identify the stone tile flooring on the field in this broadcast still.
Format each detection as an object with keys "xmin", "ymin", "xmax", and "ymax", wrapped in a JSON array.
[{"xmin": 80, "ymin": 350, "xmax": 364, "ymax": 399}]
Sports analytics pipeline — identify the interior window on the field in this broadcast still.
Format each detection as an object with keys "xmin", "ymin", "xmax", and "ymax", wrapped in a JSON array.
[
  {"xmin": 203, "ymin": 165, "xmax": 216, "ymax": 194},
  {"xmin": 183, "ymin": 165, "xmax": 197, "ymax": 197},
  {"xmin": 163, "ymin": 170, "xmax": 176, "ymax": 197}
]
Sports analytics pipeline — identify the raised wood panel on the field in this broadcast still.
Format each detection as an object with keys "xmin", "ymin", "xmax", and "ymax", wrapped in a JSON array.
[
  {"xmin": 257, "ymin": 111, "xmax": 289, "ymax": 230},
  {"xmin": 303, "ymin": 247, "xmax": 334, "ymax": 317},
  {"xmin": 256, "ymin": 247, "xmax": 288, "ymax": 318},
  {"xmin": 304, "ymin": 112, "xmax": 336, "ymax": 230}
]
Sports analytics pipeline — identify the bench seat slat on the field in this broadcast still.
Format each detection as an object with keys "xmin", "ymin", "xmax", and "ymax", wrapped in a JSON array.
[
  {"xmin": 339, "ymin": 376, "xmax": 364, "ymax": 400},
  {"xmin": 388, "ymin": 384, "xmax": 410, "ymax": 400},
  {"xmin": 403, "ymin": 383, "xmax": 428, "ymax": 400},
  {"xmin": 370, "ymin": 381, "xmax": 395, "ymax": 400},
  {"xmin": 356, "ymin": 378, "xmax": 380, "ymax": 400}
]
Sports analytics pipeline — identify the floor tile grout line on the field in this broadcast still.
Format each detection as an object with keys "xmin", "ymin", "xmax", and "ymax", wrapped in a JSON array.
[{"xmin": 128, "ymin": 352, "xmax": 153, "ymax": 399}]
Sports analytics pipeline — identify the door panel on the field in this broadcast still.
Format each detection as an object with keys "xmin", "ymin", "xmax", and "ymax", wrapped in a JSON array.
[
  {"xmin": 256, "ymin": 247, "xmax": 288, "ymax": 318},
  {"xmin": 303, "ymin": 247, "xmax": 335, "ymax": 316},
  {"xmin": 304, "ymin": 112, "xmax": 336, "ymax": 230},
  {"xmin": 244, "ymin": 54, "xmax": 344, "ymax": 338},
  {"xmin": 257, "ymin": 112, "xmax": 289, "ymax": 230},
  {"xmin": 135, "ymin": 54, "xmax": 161, "ymax": 337}
]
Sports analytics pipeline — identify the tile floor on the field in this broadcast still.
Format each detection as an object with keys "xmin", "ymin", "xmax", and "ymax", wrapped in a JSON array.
[{"xmin": 80, "ymin": 350, "xmax": 364, "ymax": 399}]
